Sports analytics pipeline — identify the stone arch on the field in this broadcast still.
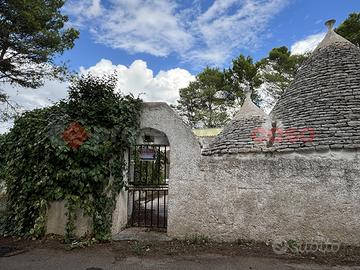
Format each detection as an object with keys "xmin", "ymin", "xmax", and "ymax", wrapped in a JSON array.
[
  {"xmin": 137, "ymin": 127, "xmax": 170, "ymax": 146},
  {"xmin": 139, "ymin": 102, "xmax": 203, "ymax": 235},
  {"xmin": 139, "ymin": 103, "xmax": 201, "ymax": 178}
]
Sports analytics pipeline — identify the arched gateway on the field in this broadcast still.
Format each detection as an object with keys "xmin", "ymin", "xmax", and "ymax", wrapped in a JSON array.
[
  {"xmin": 127, "ymin": 128, "xmax": 170, "ymax": 228},
  {"xmin": 111, "ymin": 102, "xmax": 202, "ymax": 236}
]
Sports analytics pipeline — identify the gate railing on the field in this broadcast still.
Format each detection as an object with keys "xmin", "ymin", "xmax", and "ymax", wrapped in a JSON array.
[
  {"xmin": 128, "ymin": 144, "xmax": 169, "ymax": 186},
  {"xmin": 128, "ymin": 186, "xmax": 168, "ymax": 228},
  {"xmin": 127, "ymin": 144, "xmax": 169, "ymax": 229}
]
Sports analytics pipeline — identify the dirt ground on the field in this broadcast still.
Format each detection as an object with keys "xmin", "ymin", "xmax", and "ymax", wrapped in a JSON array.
[{"xmin": 1, "ymin": 236, "xmax": 360, "ymax": 267}]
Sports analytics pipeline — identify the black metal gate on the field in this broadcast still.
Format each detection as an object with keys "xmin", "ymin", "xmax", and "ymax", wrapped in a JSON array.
[{"xmin": 128, "ymin": 145, "xmax": 169, "ymax": 229}]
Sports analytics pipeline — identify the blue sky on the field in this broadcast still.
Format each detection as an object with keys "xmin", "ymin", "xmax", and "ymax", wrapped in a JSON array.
[
  {"xmin": 1, "ymin": 0, "xmax": 359, "ymax": 133},
  {"xmin": 58, "ymin": 0, "xmax": 360, "ymax": 74}
]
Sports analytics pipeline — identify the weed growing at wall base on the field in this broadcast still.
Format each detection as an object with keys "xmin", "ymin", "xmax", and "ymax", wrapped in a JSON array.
[{"xmin": 183, "ymin": 234, "xmax": 210, "ymax": 245}]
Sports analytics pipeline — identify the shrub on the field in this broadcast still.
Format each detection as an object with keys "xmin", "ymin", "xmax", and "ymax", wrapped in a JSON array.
[{"xmin": 2, "ymin": 75, "xmax": 142, "ymax": 241}]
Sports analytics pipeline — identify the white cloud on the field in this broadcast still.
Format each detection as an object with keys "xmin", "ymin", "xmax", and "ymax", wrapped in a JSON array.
[
  {"xmin": 80, "ymin": 59, "xmax": 195, "ymax": 104},
  {"xmin": 89, "ymin": 0, "xmax": 103, "ymax": 17},
  {"xmin": 65, "ymin": 0, "xmax": 289, "ymax": 65},
  {"xmin": 64, "ymin": 0, "xmax": 103, "ymax": 27},
  {"xmin": 291, "ymin": 32, "xmax": 326, "ymax": 55},
  {"xmin": 1, "ymin": 80, "xmax": 68, "ymax": 111},
  {"xmin": 0, "ymin": 59, "xmax": 194, "ymax": 133},
  {"xmin": 190, "ymin": 0, "xmax": 288, "ymax": 64},
  {"xmin": 0, "ymin": 80, "xmax": 69, "ymax": 133},
  {"xmin": 79, "ymin": 0, "xmax": 194, "ymax": 57}
]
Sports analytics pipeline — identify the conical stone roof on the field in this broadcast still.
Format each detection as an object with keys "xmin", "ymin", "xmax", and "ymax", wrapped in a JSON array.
[
  {"xmin": 202, "ymin": 91, "xmax": 270, "ymax": 155},
  {"xmin": 270, "ymin": 19, "xmax": 360, "ymax": 152}
]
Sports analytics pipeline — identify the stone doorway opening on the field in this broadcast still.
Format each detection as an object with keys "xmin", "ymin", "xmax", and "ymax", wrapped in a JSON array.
[{"xmin": 127, "ymin": 128, "xmax": 170, "ymax": 229}]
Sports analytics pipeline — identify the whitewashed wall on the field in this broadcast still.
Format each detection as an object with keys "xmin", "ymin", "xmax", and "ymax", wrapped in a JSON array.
[
  {"xmin": 47, "ymin": 103, "xmax": 360, "ymax": 245},
  {"xmin": 137, "ymin": 102, "xmax": 203, "ymax": 238},
  {"xmin": 169, "ymin": 150, "xmax": 360, "ymax": 244}
]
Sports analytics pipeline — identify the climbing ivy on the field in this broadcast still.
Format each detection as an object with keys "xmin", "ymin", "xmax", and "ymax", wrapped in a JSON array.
[{"xmin": 1, "ymin": 75, "xmax": 142, "ymax": 241}]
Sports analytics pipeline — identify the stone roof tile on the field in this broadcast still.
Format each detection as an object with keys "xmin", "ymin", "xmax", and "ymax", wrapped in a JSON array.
[
  {"xmin": 270, "ymin": 20, "xmax": 360, "ymax": 152},
  {"xmin": 202, "ymin": 91, "xmax": 271, "ymax": 156},
  {"xmin": 203, "ymin": 20, "xmax": 360, "ymax": 156}
]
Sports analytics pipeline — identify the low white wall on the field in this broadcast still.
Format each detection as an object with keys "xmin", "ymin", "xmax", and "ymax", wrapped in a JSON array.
[
  {"xmin": 46, "ymin": 191, "xmax": 129, "ymax": 238},
  {"xmin": 111, "ymin": 190, "xmax": 128, "ymax": 235},
  {"xmin": 169, "ymin": 150, "xmax": 360, "ymax": 244},
  {"xmin": 46, "ymin": 201, "xmax": 92, "ymax": 237}
]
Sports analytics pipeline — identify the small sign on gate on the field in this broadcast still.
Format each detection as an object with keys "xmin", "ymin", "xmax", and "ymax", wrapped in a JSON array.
[{"xmin": 140, "ymin": 148, "xmax": 156, "ymax": 161}]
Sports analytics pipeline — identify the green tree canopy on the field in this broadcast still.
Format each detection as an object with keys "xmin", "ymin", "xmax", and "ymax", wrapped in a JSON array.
[
  {"xmin": 177, "ymin": 13, "xmax": 359, "ymax": 128},
  {"xmin": 0, "ymin": 0, "xmax": 79, "ymax": 89},
  {"xmin": 175, "ymin": 81, "xmax": 202, "ymax": 128},
  {"xmin": 176, "ymin": 56, "xmax": 265, "ymax": 128},
  {"xmin": 258, "ymin": 46, "xmax": 307, "ymax": 93},
  {"xmin": 176, "ymin": 67, "xmax": 229, "ymax": 128},
  {"xmin": 224, "ymin": 55, "xmax": 262, "ymax": 108},
  {"xmin": 336, "ymin": 12, "xmax": 360, "ymax": 47}
]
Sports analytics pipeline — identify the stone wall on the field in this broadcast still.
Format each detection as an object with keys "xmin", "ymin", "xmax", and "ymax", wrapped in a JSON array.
[
  {"xmin": 111, "ymin": 190, "xmax": 129, "ymax": 235},
  {"xmin": 46, "ymin": 192, "xmax": 129, "ymax": 238},
  {"xmin": 169, "ymin": 150, "xmax": 360, "ymax": 244},
  {"xmin": 46, "ymin": 201, "xmax": 92, "ymax": 237},
  {"xmin": 46, "ymin": 152, "xmax": 130, "ymax": 238},
  {"xmin": 45, "ymin": 102, "xmax": 360, "ymax": 245},
  {"xmin": 138, "ymin": 103, "xmax": 203, "ymax": 239}
]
